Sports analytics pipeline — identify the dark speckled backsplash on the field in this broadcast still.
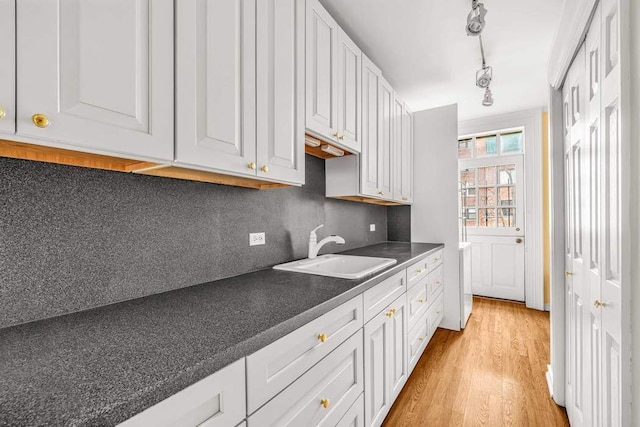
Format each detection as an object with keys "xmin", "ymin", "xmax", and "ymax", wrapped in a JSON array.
[{"xmin": 0, "ymin": 155, "xmax": 389, "ymax": 328}]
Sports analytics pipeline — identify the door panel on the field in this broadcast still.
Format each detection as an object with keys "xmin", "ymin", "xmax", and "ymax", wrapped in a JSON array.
[
  {"xmin": 305, "ymin": 0, "xmax": 338, "ymax": 139},
  {"xmin": 176, "ymin": 0, "xmax": 256, "ymax": 174},
  {"xmin": 388, "ymin": 296, "xmax": 407, "ymax": 402},
  {"xmin": 401, "ymin": 107, "xmax": 414, "ymax": 202},
  {"xmin": 360, "ymin": 55, "xmax": 381, "ymax": 198},
  {"xmin": 0, "ymin": 0, "xmax": 15, "ymax": 135},
  {"xmin": 256, "ymin": 0, "xmax": 304, "ymax": 184},
  {"xmin": 378, "ymin": 77, "xmax": 393, "ymax": 198},
  {"xmin": 17, "ymin": 0, "xmax": 173, "ymax": 160},
  {"xmin": 363, "ymin": 311, "xmax": 389, "ymax": 427},
  {"xmin": 468, "ymin": 236, "xmax": 525, "ymax": 301},
  {"xmin": 337, "ymin": 28, "xmax": 361, "ymax": 152}
]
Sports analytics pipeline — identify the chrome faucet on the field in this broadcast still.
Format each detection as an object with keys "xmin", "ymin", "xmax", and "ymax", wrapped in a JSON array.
[{"xmin": 308, "ymin": 224, "xmax": 346, "ymax": 259}]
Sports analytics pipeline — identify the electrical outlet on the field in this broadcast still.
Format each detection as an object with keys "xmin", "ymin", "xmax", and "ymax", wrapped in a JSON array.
[
  {"xmin": 370, "ymin": 224, "xmax": 376, "ymax": 232},
  {"xmin": 249, "ymin": 232, "xmax": 265, "ymax": 246}
]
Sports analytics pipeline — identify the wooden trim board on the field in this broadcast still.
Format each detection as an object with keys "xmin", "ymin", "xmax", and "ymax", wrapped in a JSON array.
[
  {"xmin": 135, "ymin": 166, "xmax": 291, "ymax": 190},
  {"xmin": 330, "ymin": 195, "xmax": 403, "ymax": 206}
]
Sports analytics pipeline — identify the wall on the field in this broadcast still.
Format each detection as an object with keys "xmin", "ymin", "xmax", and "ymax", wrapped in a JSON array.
[
  {"xmin": 411, "ymin": 104, "xmax": 461, "ymax": 331},
  {"xmin": 387, "ymin": 205, "xmax": 411, "ymax": 241},
  {"xmin": 0, "ymin": 155, "xmax": 388, "ymax": 328}
]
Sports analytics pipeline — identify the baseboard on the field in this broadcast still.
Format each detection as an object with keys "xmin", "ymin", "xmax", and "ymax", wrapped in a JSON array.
[{"xmin": 544, "ymin": 303, "xmax": 551, "ymax": 311}]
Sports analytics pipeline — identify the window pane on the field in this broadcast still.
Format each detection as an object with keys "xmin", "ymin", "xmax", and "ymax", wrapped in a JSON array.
[
  {"xmin": 498, "ymin": 208, "xmax": 516, "ymax": 227},
  {"xmin": 478, "ymin": 166, "xmax": 496, "ymax": 186},
  {"xmin": 478, "ymin": 208, "xmax": 496, "ymax": 227},
  {"xmin": 464, "ymin": 208, "xmax": 477, "ymax": 227},
  {"xmin": 501, "ymin": 131, "xmax": 523, "ymax": 154},
  {"xmin": 498, "ymin": 186, "xmax": 515, "ymax": 206},
  {"xmin": 476, "ymin": 135, "xmax": 497, "ymax": 156},
  {"xmin": 497, "ymin": 164, "xmax": 516, "ymax": 185},
  {"xmin": 478, "ymin": 187, "xmax": 496, "ymax": 207},
  {"xmin": 458, "ymin": 139, "xmax": 473, "ymax": 158},
  {"xmin": 460, "ymin": 168, "xmax": 476, "ymax": 187}
]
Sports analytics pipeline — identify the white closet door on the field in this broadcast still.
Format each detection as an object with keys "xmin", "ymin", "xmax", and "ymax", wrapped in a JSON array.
[
  {"xmin": 176, "ymin": 0, "xmax": 257, "ymax": 176},
  {"xmin": 256, "ymin": 0, "xmax": 305, "ymax": 185},
  {"xmin": 17, "ymin": 0, "xmax": 174, "ymax": 161},
  {"xmin": 0, "ymin": 0, "xmax": 15, "ymax": 135},
  {"xmin": 600, "ymin": 0, "xmax": 623, "ymax": 423}
]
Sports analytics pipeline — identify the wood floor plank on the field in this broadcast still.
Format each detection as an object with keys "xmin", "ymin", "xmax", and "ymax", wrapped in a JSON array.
[{"xmin": 383, "ymin": 297, "xmax": 569, "ymax": 427}]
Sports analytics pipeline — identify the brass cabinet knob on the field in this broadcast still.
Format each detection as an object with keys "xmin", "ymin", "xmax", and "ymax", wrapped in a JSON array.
[
  {"xmin": 333, "ymin": 131, "xmax": 339, "ymax": 138},
  {"xmin": 261, "ymin": 165, "xmax": 269, "ymax": 173},
  {"xmin": 248, "ymin": 162, "xmax": 256, "ymax": 170},
  {"xmin": 594, "ymin": 300, "xmax": 607, "ymax": 308},
  {"xmin": 320, "ymin": 398, "xmax": 330, "ymax": 409},
  {"xmin": 318, "ymin": 333, "xmax": 327, "ymax": 343},
  {"xmin": 565, "ymin": 271, "xmax": 574, "ymax": 276},
  {"xmin": 402, "ymin": 196, "xmax": 408, "ymax": 201},
  {"xmin": 418, "ymin": 337, "xmax": 424, "ymax": 342},
  {"xmin": 32, "ymin": 113, "xmax": 50, "ymax": 128},
  {"xmin": 418, "ymin": 299, "xmax": 424, "ymax": 303},
  {"xmin": 435, "ymin": 281, "xmax": 441, "ymax": 285},
  {"xmin": 338, "ymin": 135, "xmax": 344, "ymax": 140},
  {"xmin": 0, "ymin": 107, "xmax": 5, "ymax": 119},
  {"xmin": 516, "ymin": 238, "xmax": 523, "ymax": 244},
  {"xmin": 378, "ymin": 191, "xmax": 384, "ymax": 196},
  {"xmin": 385, "ymin": 310, "xmax": 393, "ymax": 318},
  {"xmin": 416, "ymin": 269, "xmax": 423, "ymax": 274}
]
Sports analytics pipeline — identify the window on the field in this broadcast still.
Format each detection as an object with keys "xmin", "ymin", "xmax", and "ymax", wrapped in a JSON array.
[{"xmin": 458, "ymin": 130, "xmax": 524, "ymax": 159}]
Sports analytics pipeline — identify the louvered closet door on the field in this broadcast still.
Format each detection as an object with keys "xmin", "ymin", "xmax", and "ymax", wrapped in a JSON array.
[
  {"xmin": 17, "ymin": 0, "xmax": 174, "ymax": 161},
  {"xmin": 563, "ymin": 43, "xmax": 592, "ymax": 427}
]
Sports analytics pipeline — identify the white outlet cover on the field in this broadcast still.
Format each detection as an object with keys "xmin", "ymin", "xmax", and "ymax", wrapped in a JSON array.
[
  {"xmin": 249, "ymin": 232, "xmax": 265, "ymax": 246},
  {"xmin": 370, "ymin": 224, "xmax": 376, "ymax": 232}
]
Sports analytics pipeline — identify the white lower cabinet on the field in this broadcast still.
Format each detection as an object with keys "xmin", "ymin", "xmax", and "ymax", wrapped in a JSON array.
[
  {"xmin": 407, "ymin": 310, "xmax": 429, "ymax": 374},
  {"xmin": 363, "ymin": 294, "xmax": 407, "ymax": 427},
  {"xmin": 406, "ymin": 275, "xmax": 428, "ymax": 330},
  {"xmin": 118, "ymin": 359, "xmax": 246, "ymax": 427},
  {"xmin": 248, "ymin": 330, "xmax": 364, "ymax": 427},
  {"xmin": 362, "ymin": 270, "xmax": 405, "ymax": 323},
  {"xmin": 336, "ymin": 393, "xmax": 365, "ymax": 427}
]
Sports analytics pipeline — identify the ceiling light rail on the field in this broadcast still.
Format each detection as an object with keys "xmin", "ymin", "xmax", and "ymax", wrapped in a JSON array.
[{"xmin": 466, "ymin": 0, "xmax": 493, "ymax": 106}]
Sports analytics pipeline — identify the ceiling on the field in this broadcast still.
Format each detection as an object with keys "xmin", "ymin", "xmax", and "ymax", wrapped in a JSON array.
[{"xmin": 320, "ymin": 0, "xmax": 564, "ymax": 121}]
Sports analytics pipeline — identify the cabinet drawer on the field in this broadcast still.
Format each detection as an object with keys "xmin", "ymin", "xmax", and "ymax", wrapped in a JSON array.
[
  {"xmin": 363, "ymin": 270, "xmax": 405, "ymax": 323},
  {"xmin": 406, "ymin": 275, "xmax": 428, "ymax": 330},
  {"xmin": 426, "ymin": 249, "xmax": 443, "ymax": 272},
  {"xmin": 429, "ymin": 292, "xmax": 444, "ymax": 335},
  {"xmin": 406, "ymin": 256, "xmax": 428, "ymax": 290},
  {"xmin": 407, "ymin": 311, "xmax": 429, "ymax": 374},
  {"xmin": 428, "ymin": 264, "xmax": 444, "ymax": 298},
  {"xmin": 119, "ymin": 359, "xmax": 245, "ymax": 427},
  {"xmin": 336, "ymin": 393, "xmax": 364, "ymax": 427},
  {"xmin": 247, "ymin": 295, "xmax": 363, "ymax": 413},
  {"xmin": 248, "ymin": 330, "xmax": 364, "ymax": 427}
]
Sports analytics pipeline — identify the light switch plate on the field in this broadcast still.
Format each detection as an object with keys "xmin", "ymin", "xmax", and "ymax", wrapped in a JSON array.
[
  {"xmin": 370, "ymin": 224, "xmax": 376, "ymax": 232},
  {"xmin": 249, "ymin": 232, "xmax": 265, "ymax": 246}
]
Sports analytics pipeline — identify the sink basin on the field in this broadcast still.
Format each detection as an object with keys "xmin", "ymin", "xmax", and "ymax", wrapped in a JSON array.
[{"xmin": 273, "ymin": 254, "xmax": 397, "ymax": 279}]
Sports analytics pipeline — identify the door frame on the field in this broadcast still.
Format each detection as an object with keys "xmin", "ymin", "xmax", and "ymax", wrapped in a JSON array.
[{"xmin": 459, "ymin": 108, "xmax": 545, "ymax": 311}]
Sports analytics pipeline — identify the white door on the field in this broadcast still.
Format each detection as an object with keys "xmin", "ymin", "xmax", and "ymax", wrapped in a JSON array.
[
  {"xmin": 363, "ymin": 311, "xmax": 390, "ymax": 427},
  {"xmin": 336, "ymin": 27, "xmax": 361, "ymax": 152},
  {"xmin": 377, "ymin": 77, "xmax": 393, "ymax": 199},
  {"xmin": 0, "ymin": 0, "xmax": 15, "ymax": 135},
  {"xmin": 175, "ymin": 0, "xmax": 256, "ymax": 176},
  {"xmin": 459, "ymin": 145, "xmax": 526, "ymax": 301},
  {"xmin": 256, "ymin": 0, "xmax": 305, "ymax": 185},
  {"xmin": 361, "ymin": 54, "xmax": 381, "ymax": 198},
  {"xmin": 305, "ymin": 0, "xmax": 338, "ymax": 142},
  {"xmin": 17, "ymin": 0, "xmax": 174, "ymax": 161},
  {"xmin": 176, "ymin": 0, "xmax": 256, "ymax": 176}
]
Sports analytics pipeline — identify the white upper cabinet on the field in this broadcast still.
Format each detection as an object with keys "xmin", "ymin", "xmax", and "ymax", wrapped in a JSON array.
[
  {"xmin": 176, "ymin": 0, "xmax": 257, "ymax": 176},
  {"xmin": 305, "ymin": 0, "xmax": 338, "ymax": 143},
  {"xmin": 378, "ymin": 76, "xmax": 394, "ymax": 198},
  {"xmin": 361, "ymin": 54, "xmax": 382, "ymax": 197},
  {"xmin": 255, "ymin": 0, "xmax": 305, "ymax": 184},
  {"xmin": 0, "ymin": 0, "xmax": 15, "ymax": 136},
  {"xmin": 336, "ymin": 28, "xmax": 362, "ymax": 153},
  {"xmin": 177, "ymin": 0, "xmax": 303, "ymax": 185},
  {"xmin": 393, "ymin": 98, "xmax": 414, "ymax": 203},
  {"xmin": 16, "ymin": 0, "xmax": 174, "ymax": 161}
]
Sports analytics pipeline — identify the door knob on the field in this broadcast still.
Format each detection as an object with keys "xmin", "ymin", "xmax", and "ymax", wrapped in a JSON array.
[
  {"xmin": 0, "ymin": 107, "xmax": 5, "ymax": 119},
  {"xmin": 516, "ymin": 238, "xmax": 523, "ymax": 244},
  {"xmin": 565, "ymin": 271, "xmax": 574, "ymax": 276},
  {"xmin": 32, "ymin": 113, "xmax": 50, "ymax": 128}
]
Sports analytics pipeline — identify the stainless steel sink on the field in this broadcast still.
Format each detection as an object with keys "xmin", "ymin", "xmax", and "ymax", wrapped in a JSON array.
[{"xmin": 273, "ymin": 254, "xmax": 397, "ymax": 279}]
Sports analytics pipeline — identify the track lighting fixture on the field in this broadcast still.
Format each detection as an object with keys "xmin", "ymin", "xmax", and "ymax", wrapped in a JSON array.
[
  {"xmin": 466, "ymin": 0, "xmax": 487, "ymax": 36},
  {"xmin": 482, "ymin": 87, "xmax": 494, "ymax": 107},
  {"xmin": 476, "ymin": 66, "xmax": 492, "ymax": 88}
]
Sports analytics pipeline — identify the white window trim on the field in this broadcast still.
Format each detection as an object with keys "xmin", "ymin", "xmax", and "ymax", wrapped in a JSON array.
[{"xmin": 459, "ymin": 108, "xmax": 544, "ymax": 311}]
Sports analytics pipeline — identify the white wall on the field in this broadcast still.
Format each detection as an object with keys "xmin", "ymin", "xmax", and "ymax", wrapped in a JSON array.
[{"xmin": 411, "ymin": 104, "xmax": 461, "ymax": 331}]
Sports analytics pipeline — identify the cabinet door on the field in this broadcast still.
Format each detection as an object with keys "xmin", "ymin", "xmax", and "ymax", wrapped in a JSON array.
[
  {"xmin": 176, "ymin": 0, "xmax": 256, "ymax": 176},
  {"xmin": 336, "ymin": 28, "xmax": 361, "ymax": 153},
  {"xmin": 256, "ymin": 0, "xmax": 304, "ymax": 185},
  {"xmin": 305, "ymin": 0, "xmax": 338, "ymax": 140},
  {"xmin": 361, "ymin": 54, "xmax": 381, "ymax": 198},
  {"xmin": 392, "ymin": 96, "xmax": 404, "ymax": 202},
  {"xmin": 17, "ymin": 0, "xmax": 173, "ymax": 161},
  {"xmin": 0, "ymin": 0, "xmax": 15, "ymax": 135},
  {"xmin": 377, "ymin": 77, "xmax": 393, "ymax": 199},
  {"xmin": 388, "ymin": 295, "xmax": 408, "ymax": 401},
  {"xmin": 363, "ymin": 307, "xmax": 391, "ymax": 427},
  {"xmin": 401, "ymin": 105, "xmax": 414, "ymax": 203}
]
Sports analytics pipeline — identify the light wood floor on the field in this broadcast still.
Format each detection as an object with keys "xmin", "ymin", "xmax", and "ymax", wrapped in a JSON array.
[{"xmin": 384, "ymin": 297, "xmax": 569, "ymax": 426}]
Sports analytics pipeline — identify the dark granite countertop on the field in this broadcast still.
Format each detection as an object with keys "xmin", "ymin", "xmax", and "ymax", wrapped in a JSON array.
[{"xmin": 0, "ymin": 242, "xmax": 442, "ymax": 426}]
